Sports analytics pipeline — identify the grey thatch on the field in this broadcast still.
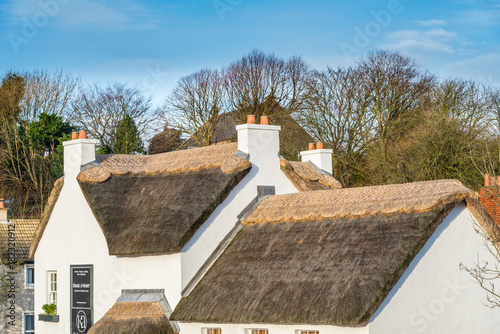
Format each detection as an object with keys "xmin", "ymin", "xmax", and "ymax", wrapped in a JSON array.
[
  {"xmin": 79, "ymin": 167, "xmax": 249, "ymax": 255},
  {"xmin": 171, "ymin": 206, "xmax": 457, "ymax": 325},
  {"xmin": 0, "ymin": 219, "xmax": 39, "ymax": 262},
  {"xmin": 89, "ymin": 290, "xmax": 177, "ymax": 334},
  {"xmin": 171, "ymin": 179, "xmax": 488, "ymax": 325},
  {"xmin": 280, "ymin": 158, "xmax": 342, "ymax": 191},
  {"xmin": 29, "ymin": 178, "xmax": 64, "ymax": 258}
]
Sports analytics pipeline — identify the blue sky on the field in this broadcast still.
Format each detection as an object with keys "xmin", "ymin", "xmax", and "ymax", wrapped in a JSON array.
[{"xmin": 0, "ymin": 0, "xmax": 499, "ymax": 106}]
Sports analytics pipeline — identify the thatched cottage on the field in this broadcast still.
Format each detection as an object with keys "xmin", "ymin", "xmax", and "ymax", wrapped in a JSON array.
[{"xmin": 31, "ymin": 118, "xmax": 500, "ymax": 334}]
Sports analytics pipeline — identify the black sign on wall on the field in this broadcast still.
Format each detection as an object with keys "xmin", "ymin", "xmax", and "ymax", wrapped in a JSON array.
[{"xmin": 71, "ymin": 265, "xmax": 93, "ymax": 334}]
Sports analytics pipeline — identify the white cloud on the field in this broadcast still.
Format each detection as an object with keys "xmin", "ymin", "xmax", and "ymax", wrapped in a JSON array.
[
  {"xmin": 1, "ymin": 0, "xmax": 163, "ymax": 31},
  {"xmin": 383, "ymin": 28, "xmax": 458, "ymax": 54},
  {"xmin": 415, "ymin": 19, "xmax": 446, "ymax": 27},
  {"xmin": 440, "ymin": 52, "xmax": 500, "ymax": 87},
  {"xmin": 424, "ymin": 28, "xmax": 457, "ymax": 39}
]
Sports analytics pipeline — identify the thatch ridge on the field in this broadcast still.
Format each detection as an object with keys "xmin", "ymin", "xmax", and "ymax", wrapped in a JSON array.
[
  {"xmin": 93, "ymin": 142, "xmax": 248, "ymax": 177},
  {"xmin": 244, "ymin": 179, "xmax": 475, "ymax": 224},
  {"xmin": 29, "ymin": 178, "xmax": 64, "ymax": 258},
  {"xmin": 280, "ymin": 158, "xmax": 342, "ymax": 191},
  {"xmin": 171, "ymin": 206, "xmax": 455, "ymax": 325},
  {"xmin": 79, "ymin": 168, "xmax": 250, "ymax": 255}
]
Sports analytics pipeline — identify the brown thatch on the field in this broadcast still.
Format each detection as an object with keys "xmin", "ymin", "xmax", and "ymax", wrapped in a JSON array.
[
  {"xmin": 79, "ymin": 167, "xmax": 249, "ymax": 255},
  {"xmin": 89, "ymin": 289, "xmax": 178, "ymax": 334},
  {"xmin": 280, "ymin": 158, "xmax": 342, "ymax": 191},
  {"xmin": 89, "ymin": 303, "xmax": 176, "ymax": 334},
  {"xmin": 29, "ymin": 178, "xmax": 64, "ymax": 258},
  {"xmin": 245, "ymin": 179, "xmax": 475, "ymax": 224},
  {"xmin": 79, "ymin": 142, "xmax": 250, "ymax": 182},
  {"xmin": 171, "ymin": 206, "xmax": 456, "ymax": 325},
  {"xmin": 0, "ymin": 219, "xmax": 39, "ymax": 262}
]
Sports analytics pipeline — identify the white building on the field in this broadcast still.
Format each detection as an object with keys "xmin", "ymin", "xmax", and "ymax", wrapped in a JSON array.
[{"xmin": 32, "ymin": 119, "xmax": 500, "ymax": 334}]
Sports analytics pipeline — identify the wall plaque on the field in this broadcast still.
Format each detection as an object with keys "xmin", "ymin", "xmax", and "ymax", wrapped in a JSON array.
[{"xmin": 70, "ymin": 265, "xmax": 93, "ymax": 334}]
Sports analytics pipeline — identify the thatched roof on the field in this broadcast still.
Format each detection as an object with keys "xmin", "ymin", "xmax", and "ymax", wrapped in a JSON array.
[
  {"xmin": 245, "ymin": 179, "xmax": 474, "ymax": 224},
  {"xmin": 280, "ymin": 158, "xmax": 342, "ymax": 191},
  {"xmin": 89, "ymin": 290, "xmax": 178, "ymax": 334},
  {"xmin": 29, "ymin": 178, "xmax": 64, "ymax": 258},
  {"xmin": 0, "ymin": 219, "xmax": 39, "ymax": 262},
  {"xmin": 78, "ymin": 143, "xmax": 251, "ymax": 255},
  {"xmin": 171, "ymin": 180, "xmax": 482, "ymax": 325}
]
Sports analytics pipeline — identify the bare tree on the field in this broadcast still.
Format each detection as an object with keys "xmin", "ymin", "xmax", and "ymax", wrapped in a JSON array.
[
  {"xmin": 70, "ymin": 82, "xmax": 162, "ymax": 149},
  {"xmin": 358, "ymin": 50, "xmax": 435, "ymax": 154},
  {"xmin": 225, "ymin": 49, "xmax": 310, "ymax": 120},
  {"xmin": 0, "ymin": 70, "xmax": 77, "ymax": 217},
  {"xmin": 297, "ymin": 66, "xmax": 373, "ymax": 186},
  {"xmin": 165, "ymin": 68, "xmax": 226, "ymax": 147}
]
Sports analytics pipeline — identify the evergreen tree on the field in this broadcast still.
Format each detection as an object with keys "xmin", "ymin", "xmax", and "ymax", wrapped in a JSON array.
[{"xmin": 113, "ymin": 115, "xmax": 144, "ymax": 154}]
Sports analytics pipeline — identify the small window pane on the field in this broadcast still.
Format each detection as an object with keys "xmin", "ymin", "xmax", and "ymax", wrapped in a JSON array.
[
  {"xmin": 26, "ymin": 267, "xmax": 34, "ymax": 285},
  {"xmin": 207, "ymin": 329, "xmax": 221, "ymax": 334},
  {"xmin": 25, "ymin": 313, "xmax": 34, "ymax": 333}
]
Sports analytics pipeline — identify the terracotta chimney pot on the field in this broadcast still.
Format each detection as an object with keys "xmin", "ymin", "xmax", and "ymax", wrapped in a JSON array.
[
  {"xmin": 0, "ymin": 198, "xmax": 4, "ymax": 209},
  {"xmin": 72, "ymin": 132, "xmax": 79, "ymax": 140},
  {"xmin": 260, "ymin": 116, "xmax": 269, "ymax": 125},
  {"xmin": 496, "ymin": 176, "xmax": 500, "ymax": 186},
  {"xmin": 247, "ymin": 115, "xmax": 256, "ymax": 124},
  {"xmin": 308, "ymin": 143, "xmax": 315, "ymax": 151},
  {"xmin": 316, "ymin": 142, "xmax": 324, "ymax": 149},
  {"xmin": 79, "ymin": 130, "xmax": 87, "ymax": 139}
]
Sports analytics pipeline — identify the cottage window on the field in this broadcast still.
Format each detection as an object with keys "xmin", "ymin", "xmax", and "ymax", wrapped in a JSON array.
[
  {"xmin": 25, "ymin": 264, "xmax": 34, "ymax": 288},
  {"xmin": 47, "ymin": 271, "xmax": 57, "ymax": 305},
  {"xmin": 203, "ymin": 328, "xmax": 222, "ymax": 334},
  {"xmin": 296, "ymin": 331, "xmax": 319, "ymax": 334},
  {"xmin": 24, "ymin": 312, "xmax": 34, "ymax": 334},
  {"xmin": 248, "ymin": 329, "xmax": 268, "ymax": 334}
]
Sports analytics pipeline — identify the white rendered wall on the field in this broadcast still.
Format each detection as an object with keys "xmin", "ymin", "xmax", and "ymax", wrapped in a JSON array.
[
  {"xmin": 370, "ymin": 203, "xmax": 500, "ymax": 334},
  {"xmin": 34, "ymin": 175, "xmax": 182, "ymax": 334},
  {"xmin": 300, "ymin": 149, "xmax": 333, "ymax": 175},
  {"xmin": 180, "ymin": 124, "xmax": 298, "ymax": 290},
  {"xmin": 179, "ymin": 322, "xmax": 368, "ymax": 334}
]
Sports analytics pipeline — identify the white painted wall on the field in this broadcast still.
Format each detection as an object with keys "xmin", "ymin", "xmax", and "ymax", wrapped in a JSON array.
[
  {"xmin": 180, "ymin": 124, "xmax": 298, "ymax": 289},
  {"xmin": 370, "ymin": 203, "xmax": 500, "ymax": 333},
  {"xmin": 34, "ymin": 169, "xmax": 182, "ymax": 334},
  {"xmin": 300, "ymin": 149, "xmax": 333, "ymax": 175},
  {"xmin": 179, "ymin": 322, "xmax": 368, "ymax": 334}
]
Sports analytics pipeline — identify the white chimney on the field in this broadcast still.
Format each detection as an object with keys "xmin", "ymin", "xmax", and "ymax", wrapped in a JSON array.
[
  {"xmin": 63, "ymin": 131, "xmax": 98, "ymax": 179},
  {"xmin": 236, "ymin": 115, "xmax": 281, "ymax": 174},
  {"xmin": 300, "ymin": 142, "xmax": 333, "ymax": 175},
  {"xmin": 0, "ymin": 198, "xmax": 7, "ymax": 221}
]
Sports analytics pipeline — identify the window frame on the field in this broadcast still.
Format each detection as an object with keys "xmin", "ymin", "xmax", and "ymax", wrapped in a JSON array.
[
  {"xmin": 202, "ymin": 328, "xmax": 222, "ymax": 334},
  {"xmin": 23, "ymin": 311, "xmax": 35, "ymax": 334},
  {"xmin": 25, "ymin": 264, "xmax": 34, "ymax": 288},
  {"xmin": 47, "ymin": 270, "xmax": 57, "ymax": 305},
  {"xmin": 296, "ymin": 331, "xmax": 319, "ymax": 334},
  {"xmin": 246, "ymin": 329, "xmax": 269, "ymax": 334}
]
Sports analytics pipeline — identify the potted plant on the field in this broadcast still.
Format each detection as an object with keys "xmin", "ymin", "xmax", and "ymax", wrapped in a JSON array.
[{"xmin": 38, "ymin": 303, "xmax": 59, "ymax": 322}]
